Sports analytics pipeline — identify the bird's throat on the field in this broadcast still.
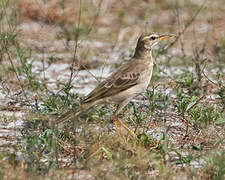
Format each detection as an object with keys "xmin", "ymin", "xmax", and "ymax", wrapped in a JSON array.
[{"xmin": 134, "ymin": 47, "xmax": 152, "ymax": 59}]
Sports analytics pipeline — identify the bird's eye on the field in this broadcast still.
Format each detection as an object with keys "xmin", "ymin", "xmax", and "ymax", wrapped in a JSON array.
[{"xmin": 150, "ymin": 36, "xmax": 156, "ymax": 40}]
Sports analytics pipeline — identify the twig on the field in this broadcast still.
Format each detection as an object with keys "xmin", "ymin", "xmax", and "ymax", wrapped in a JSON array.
[
  {"xmin": 86, "ymin": 0, "xmax": 103, "ymax": 36},
  {"xmin": 181, "ymin": 95, "xmax": 205, "ymax": 137},
  {"xmin": 186, "ymin": 95, "xmax": 205, "ymax": 113},
  {"xmin": 74, "ymin": 63, "xmax": 101, "ymax": 83},
  {"xmin": 174, "ymin": 0, "xmax": 186, "ymax": 57},
  {"xmin": 164, "ymin": 0, "xmax": 207, "ymax": 52},
  {"xmin": 67, "ymin": 0, "xmax": 82, "ymax": 90},
  {"xmin": 4, "ymin": 44, "xmax": 31, "ymax": 107},
  {"xmin": 202, "ymin": 70, "xmax": 219, "ymax": 87}
]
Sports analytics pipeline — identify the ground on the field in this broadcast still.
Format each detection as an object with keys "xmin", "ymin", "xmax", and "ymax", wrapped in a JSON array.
[{"xmin": 0, "ymin": 0, "xmax": 225, "ymax": 179}]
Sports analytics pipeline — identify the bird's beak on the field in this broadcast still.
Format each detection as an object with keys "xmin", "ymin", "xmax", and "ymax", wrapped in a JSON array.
[{"xmin": 158, "ymin": 34, "xmax": 175, "ymax": 41}]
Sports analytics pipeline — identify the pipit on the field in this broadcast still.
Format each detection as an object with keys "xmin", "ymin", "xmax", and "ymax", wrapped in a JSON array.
[{"xmin": 56, "ymin": 33, "xmax": 173, "ymax": 137}]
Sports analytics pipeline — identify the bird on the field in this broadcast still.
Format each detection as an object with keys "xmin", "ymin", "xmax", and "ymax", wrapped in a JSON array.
[{"xmin": 56, "ymin": 32, "xmax": 173, "ymax": 137}]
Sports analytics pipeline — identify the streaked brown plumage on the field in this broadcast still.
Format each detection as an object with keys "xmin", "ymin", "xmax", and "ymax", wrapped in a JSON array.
[{"xmin": 56, "ymin": 33, "xmax": 173, "ymax": 137}]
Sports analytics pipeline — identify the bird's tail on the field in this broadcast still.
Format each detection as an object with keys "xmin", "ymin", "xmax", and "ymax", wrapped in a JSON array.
[
  {"xmin": 52, "ymin": 102, "xmax": 94, "ymax": 126},
  {"xmin": 55, "ymin": 108, "xmax": 81, "ymax": 124}
]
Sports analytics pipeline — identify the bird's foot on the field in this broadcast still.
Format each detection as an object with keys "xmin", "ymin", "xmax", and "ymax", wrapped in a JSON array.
[{"xmin": 113, "ymin": 117, "xmax": 136, "ymax": 138}]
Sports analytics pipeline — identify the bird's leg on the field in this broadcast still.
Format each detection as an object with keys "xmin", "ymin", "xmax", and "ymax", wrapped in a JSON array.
[
  {"xmin": 113, "ymin": 117, "xmax": 123, "ymax": 138},
  {"xmin": 116, "ymin": 117, "xmax": 136, "ymax": 138},
  {"xmin": 114, "ymin": 101, "xmax": 136, "ymax": 138}
]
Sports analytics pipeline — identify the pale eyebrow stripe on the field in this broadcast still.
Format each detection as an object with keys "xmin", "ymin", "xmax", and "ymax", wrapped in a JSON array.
[{"xmin": 141, "ymin": 36, "xmax": 151, "ymax": 41}]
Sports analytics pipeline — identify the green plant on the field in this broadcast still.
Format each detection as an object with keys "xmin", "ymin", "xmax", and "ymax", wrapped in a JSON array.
[
  {"xmin": 40, "ymin": 93, "xmax": 80, "ymax": 115},
  {"xmin": 189, "ymin": 106, "xmax": 221, "ymax": 128},
  {"xmin": 175, "ymin": 90, "xmax": 194, "ymax": 117},
  {"xmin": 146, "ymin": 87, "xmax": 170, "ymax": 114},
  {"xmin": 22, "ymin": 127, "xmax": 58, "ymax": 174},
  {"xmin": 176, "ymin": 70, "xmax": 202, "ymax": 95},
  {"xmin": 15, "ymin": 46, "xmax": 40, "ymax": 91}
]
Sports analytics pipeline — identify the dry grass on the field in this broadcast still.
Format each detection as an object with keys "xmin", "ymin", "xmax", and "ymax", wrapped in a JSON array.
[{"xmin": 17, "ymin": 0, "xmax": 71, "ymax": 24}]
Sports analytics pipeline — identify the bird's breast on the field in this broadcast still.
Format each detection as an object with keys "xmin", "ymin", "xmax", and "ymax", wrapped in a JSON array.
[{"xmin": 139, "ymin": 62, "xmax": 153, "ymax": 89}]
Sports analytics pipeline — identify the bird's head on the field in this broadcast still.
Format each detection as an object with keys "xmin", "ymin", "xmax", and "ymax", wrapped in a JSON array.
[{"xmin": 134, "ymin": 33, "xmax": 174, "ymax": 58}]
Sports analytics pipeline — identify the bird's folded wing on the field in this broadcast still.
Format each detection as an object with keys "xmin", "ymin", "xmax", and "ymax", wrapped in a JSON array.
[{"xmin": 82, "ymin": 71, "xmax": 140, "ymax": 103}]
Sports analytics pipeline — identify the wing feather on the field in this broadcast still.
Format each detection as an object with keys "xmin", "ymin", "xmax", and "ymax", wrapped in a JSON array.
[{"xmin": 82, "ymin": 71, "xmax": 140, "ymax": 103}]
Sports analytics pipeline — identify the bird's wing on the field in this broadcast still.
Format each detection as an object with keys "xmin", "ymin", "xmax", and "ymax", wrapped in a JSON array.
[{"xmin": 82, "ymin": 62, "xmax": 142, "ymax": 103}]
